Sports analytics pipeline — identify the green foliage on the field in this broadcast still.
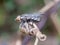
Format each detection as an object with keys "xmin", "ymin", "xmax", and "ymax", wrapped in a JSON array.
[
  {"xmin": 3, "ymin": 0, "xmax": 15, "ymax": 11},
  {"xmin": 57, "ymin": 7, "xmax": 60, "ymax": 23},
  {"xmin": 17, "ymin": 0, "xmax": 44, "ymax": 13},
  {"xmin": 0, "ymin": 7, "xmax": 6, "ymax": 26}
]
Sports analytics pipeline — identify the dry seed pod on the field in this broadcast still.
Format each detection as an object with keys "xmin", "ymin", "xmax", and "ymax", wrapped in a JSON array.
[{"xmin": 36, "ymin": 32, "xmax": 46, "ymax": 41}]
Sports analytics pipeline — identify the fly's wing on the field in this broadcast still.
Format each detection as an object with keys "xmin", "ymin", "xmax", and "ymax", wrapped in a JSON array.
[
  {"xmin": 20, "ymin": 13, "xmax": 41, "ymax": 22},
  {"xmin": 31, "ymin": 13, "xmax": 41, "ymax": 21}
]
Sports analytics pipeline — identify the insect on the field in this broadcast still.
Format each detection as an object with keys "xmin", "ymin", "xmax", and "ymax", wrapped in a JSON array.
[
  {"xmin": 15, "ymin": 13, "xmax": 47, "ymax": 45},
  {"xmin": 15, "ymin": 13, "xmax": 41, "ymax": 34}
]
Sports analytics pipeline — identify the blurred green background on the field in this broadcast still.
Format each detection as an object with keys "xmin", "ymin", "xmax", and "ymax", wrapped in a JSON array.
[
  {"xmin": 0, "ymin": 0, "xmax": 60, "ymax": 37},
  {"xmin": 0, "ymin": 0, "xmax": 60, "ymax": 45}
]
